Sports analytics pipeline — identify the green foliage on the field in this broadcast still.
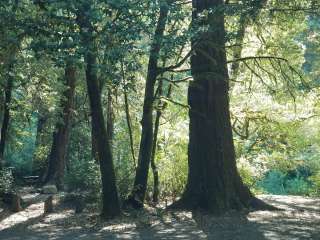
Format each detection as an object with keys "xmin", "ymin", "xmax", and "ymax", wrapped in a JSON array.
[
  {"xmin": 0, "ymin": 168, "xmax": 14, "ymax": 194},
  {"xmin": 1, "ymin": 0, "xmax": 320, "ymax": 206},
  {"xmin": 309, "ymin": 172, "xmax": 320, "ymax": 196},
  {"xmin": 257, "ymin": 170, "xmax": 287, "ymax": 195},
  {"xmin": 286, "ymin": 177, "xmax": 311, "ymax": 195},
  {"xmin": 257, "ymin": 169, "xmax": 313, "ymax": 196},
  {"xmin": 65, "ymin": 159, "xmax": 101, "ymax": 194}
]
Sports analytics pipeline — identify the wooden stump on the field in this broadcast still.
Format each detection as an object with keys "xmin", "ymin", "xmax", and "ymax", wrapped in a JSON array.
[
  {"xmin": 11, "ymin": 194, "xmax": 22, "ymax": 212},
  {"xmin": 44, "ymin": 195, "xmax": 54, "ymax": 214}
]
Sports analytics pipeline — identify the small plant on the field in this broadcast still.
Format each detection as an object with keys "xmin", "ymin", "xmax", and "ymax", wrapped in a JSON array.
[
  {"xmin": 64, "ymin": 159, "xmax": 101, "ymax": 194},
  {"xmin": 309, "ymin": 171, "xmax": 320, "ymax": 196},
  {"xmin": 285, "ymin": 177, "xmax": 311, "ymax": 195},
  {"xmin": 257, "ymin": 170, "xmax": 287, "ymax": 195},
  {"xmin": 0, "ymin": 168, "xmax": 14, "ymax": 194}
]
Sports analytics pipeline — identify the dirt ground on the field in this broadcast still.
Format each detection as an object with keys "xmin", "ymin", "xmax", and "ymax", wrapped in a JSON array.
[{"xmin": 0, "ymin": 190, "xmax": 319, "ymax": 240}]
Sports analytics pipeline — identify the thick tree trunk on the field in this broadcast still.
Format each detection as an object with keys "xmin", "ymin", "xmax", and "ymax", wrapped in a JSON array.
[
  {"xmin": 43, "ymin": 62, "xmax": 76, "ymax": 189},
  {"xmin": 0, "ymin": 67, "xmax": 14, "ymax": 169},
  {"xmin": 171, "ymin": 0, "xmax": 272, "ymax": 213},
  {"xmin": 126, "ymin": 1, "xmax": 169, "ymax": 208}
]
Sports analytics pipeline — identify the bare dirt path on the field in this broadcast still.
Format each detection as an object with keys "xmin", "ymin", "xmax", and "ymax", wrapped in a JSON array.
[{"xmin": 0, "ymin": 193, "xmax": 319, "ymax": 240}]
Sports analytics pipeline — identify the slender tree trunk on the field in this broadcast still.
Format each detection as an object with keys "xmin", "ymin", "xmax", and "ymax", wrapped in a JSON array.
[
  {"xmin": 0, "ymin": 90, "xmax": 4, "ymax": 129},
  {"xmin": 126, "ymin": 1, "xmax": 169, "ymax": 208},
  {"xmin": 229, "ymin": 15, "xmax": 246, "ymax": 82},
  {"xmin": 77, "ymin": 6, "xmax": 120, "ymax": 218},
  {"xmin": 171, "ymin": 0, "xmax": 273, "ymax": 213},
  {"xmin": 121, "ymin": 60, "xmax": 137, "ymax": 169},
  {"xmin": 85, "ymin": 52, "xmax": 120, "ymax": 218},
  {"xmin": 32, "ymin": 112, "xmax": 47, "ymax": 174},
  {"xmin": 150, "ymin": 82, "xmax": 172, "ymax": 203},
  {"xmin": 124, "ymin": 90, "xmax": 136, "ymax": 169},
  {"xmin": 0, "ymin": 66, "xmax": 14, "ymax": 169},
  {"xmin": 43, "ymin": 62, "xmax": 76, "ymax": 189},
  {"xmin": 106, "ymin": 90, "xmax": 114, "ymax": 149},
  {"xmin": 230, "ymin": 0, "xmax": 267, "ymax": 82},
  {"xmin": 150, "ymin": 79, "xmax": 163, "ymax": 204}
]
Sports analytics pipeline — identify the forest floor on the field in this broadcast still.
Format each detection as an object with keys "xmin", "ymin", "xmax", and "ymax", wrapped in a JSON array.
[{"xmin": 0, "ymin": 188, "xmax": 320, "ymax": 240}]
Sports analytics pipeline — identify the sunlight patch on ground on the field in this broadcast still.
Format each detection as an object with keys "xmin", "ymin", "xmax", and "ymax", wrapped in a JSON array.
[{"xmin": 0, "ymin": 202, "xmax": 43, "ymax": 231}]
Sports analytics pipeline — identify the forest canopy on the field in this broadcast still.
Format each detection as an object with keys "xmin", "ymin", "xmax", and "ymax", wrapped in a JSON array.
[{"xmin": 1, "ymin": 0, "xmax": 320, "ymax": 219}]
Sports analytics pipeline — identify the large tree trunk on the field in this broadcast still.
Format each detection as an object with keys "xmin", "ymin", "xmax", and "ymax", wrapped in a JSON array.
[
  {"xmin": 0, "ymin": 66, "xmax": 14, "ymax": 169},
  {"xmin": 43, "ymin": 62, "xmax": 76, "ymax": 189},
  {"xmin": 126, "ymin": 1, "xmax": 169, "ymax": 208},
  {"xmin": 171, "ymin": 0, "xmax": 272, "ymax": 213}
]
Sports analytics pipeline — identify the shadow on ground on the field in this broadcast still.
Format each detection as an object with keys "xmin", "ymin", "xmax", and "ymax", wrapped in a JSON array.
[{"xmin": 0, "ymin": 195, "xmax": 319, "ymax": 239}]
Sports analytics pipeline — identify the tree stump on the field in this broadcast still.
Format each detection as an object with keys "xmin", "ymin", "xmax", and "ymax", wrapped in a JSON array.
[
  {"xmin": 44, "ymin": 195, "xmax": 54, "ymax": 214},
  {"xmin": 1, "ymin": 192, "xmax": 22, "ymax": 212},
  {"xmin": 11, "ymin": 194, "xmax": 22, "ymax": 212}
]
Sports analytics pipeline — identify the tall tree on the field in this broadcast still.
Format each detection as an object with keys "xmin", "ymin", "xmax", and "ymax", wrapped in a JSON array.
[
  {"xmin": 77, "ymin": 3, "xmax": 120, "ymax": 218},
  {"xmin": 171, "ymin": 0, "xmax": 271, "ymax": 213},
  {"xmin": 0, "ymin": 0, "xmax": 21, "ymax": 170},
  {"xmin": 43, "ymin": 61, "xmax": 77, "ymax": 189},
  {"xmin": 150, "ymin": 81, "xmax": 172, "ymax": 203},
  {"xmin": 0, "ymin": 62, "xmax": 14, "ymax": 169},
  {"xmin": 126, "ymin": 0, "xmax": 170, "ymax": 208}
]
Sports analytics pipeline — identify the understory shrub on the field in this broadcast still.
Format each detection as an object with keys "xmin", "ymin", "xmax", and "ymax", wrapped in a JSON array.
[
  {"xmin": 257, "ymin": 169, "xmax": 313, "ymax": 195},
  {"xmin": 64, "ymin": 159, "xmax": 101, "ymax": 194},
  {"xmin": 0, "ymin": 168, "xmax": 14, "ymax": 194}
]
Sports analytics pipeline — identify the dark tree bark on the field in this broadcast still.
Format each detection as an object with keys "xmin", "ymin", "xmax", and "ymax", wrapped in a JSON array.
[
  {"xmin": 43, "ymin": 62, "xmax": 77, "ymax": 189},
  {"xmin": 0, "ymin": 90, "xmax": 4, "ymax": 129},
  {"xmin": 171, "ymin": 0, "xmax": 273, "ymax": 213},
  {"xmin": 126, "ymin": 1, "xmax": 169, "ymax": 208},
  {"xmin": 106, "ymin": 90, "xmax": 114, "ymax": 149},
  {"xmin": 77, "ymin": 6, "xmax": 120, "ymax": 218},
  {"xmin": 0, "ymin": 65, "xmax": 14, "ymax": 170},
  {"xmin": 85, "ymin": 52, "xmax": 120, "ymax": 218}
]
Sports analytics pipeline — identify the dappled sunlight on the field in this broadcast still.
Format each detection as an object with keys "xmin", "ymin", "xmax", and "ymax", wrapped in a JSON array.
[
  {"xmin": 0, "ymin": 202, "xmax": 43, "ymax": 231},
  {"xmin": 1, "ymin": 193, "xmax": 320, "ymax": 239}
]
